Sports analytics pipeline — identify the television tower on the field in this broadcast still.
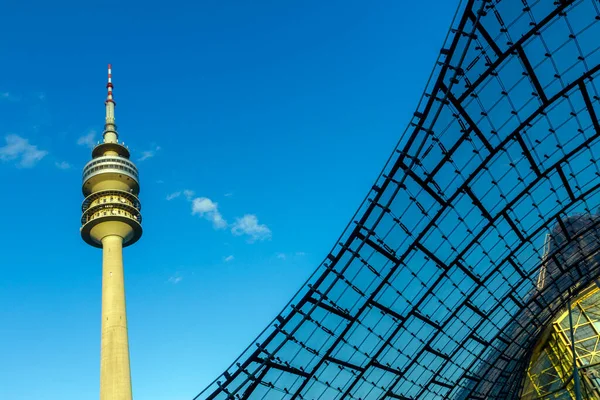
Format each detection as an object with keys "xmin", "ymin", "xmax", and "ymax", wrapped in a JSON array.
[{"xmin": 80, "ymin": 64, "xmax": 142, "ymax": 400}]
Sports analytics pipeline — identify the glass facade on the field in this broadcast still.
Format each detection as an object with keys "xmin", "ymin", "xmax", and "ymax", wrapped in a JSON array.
[{"xmin": 192, "ymin": 0, "xmax": 600, "ymax": 398}]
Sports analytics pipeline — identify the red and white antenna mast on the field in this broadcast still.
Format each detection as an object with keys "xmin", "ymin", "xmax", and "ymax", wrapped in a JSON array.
[
  {"xmin": 104, "ymin": 63, "xmax": 117, "ymax": 143},
  {"xmin": 106, "ymin": 64, "xmax": 114, "ymax": 103}
]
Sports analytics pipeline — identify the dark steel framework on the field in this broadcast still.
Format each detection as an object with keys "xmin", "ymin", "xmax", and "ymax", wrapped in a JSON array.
[{"xmin": 194, "ymin": 0, "xmax": 600, "ymax": 398}]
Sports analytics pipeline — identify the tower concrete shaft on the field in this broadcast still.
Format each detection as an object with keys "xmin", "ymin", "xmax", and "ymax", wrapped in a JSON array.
[
  {"xmin": 100, "ymin": 235, "xmax": 132, "ymax": 400},
  {"xmin": 80, "ymin": 64, "xmax": 142, "ymax": 400}
]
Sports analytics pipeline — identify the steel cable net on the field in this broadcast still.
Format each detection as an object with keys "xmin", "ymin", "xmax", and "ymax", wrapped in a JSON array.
[{"xmin": 194, "ymin": 0, "xmax": 600, "ymax": 398}]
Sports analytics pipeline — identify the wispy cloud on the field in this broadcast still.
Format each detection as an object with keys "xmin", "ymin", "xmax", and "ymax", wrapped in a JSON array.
[
  {"xmin": 0, "ymin": 134, "xmax": 48, "ymax": 168},
  {"xmin": 167, "ymin": 191, "xmax": 228, "ymax": 230},
  {"xmin": 37, "ymin": 92, "xmax": 46, "ymax": 101},
  {"xmin": 224, "ymin": 255, "xmax": 235, "ymax": 262},
  {"xmin": 231, "ymin": 214, "xmax": 272, "ymax": 242},
  {"xmin": 170, "ymin": 188, "xmax": 272, "ymax": 242},
  {"xmin": 167, "ymin": 189, "xmax": 195, "ymax": 201},
  {"xmin": 224, "ymin": 192, "xmax": 234, "ymax": 197},
  {"xmin": 167, "ymin": 275, "xmax": 183, "ymax": 284},
  {"xmin": 55, "ymin": 161, "xmax": 71, "ymax": 170},
  {"xmin": 183, "ymin": 189, "xmax": 195, "ymax": 200},
  {"xmin": 192, "ymin": 197, "xmax": 227, "ymax": 229},
  {"xmin": 138, "ymin": 145, "xmax": 161, "ymax": 161},
  {"xmin": 0, "ymin": 92, "xmax": 20, "ymax": 102},
  {"xmin": 166, "ymin": 191, "xmax": 181, "ymax": 201},
  {"xmin": 276, "ymin": 252, "xmax": 305, "ymax": 259},
  {"xmin": 77, "ymin": 130, "xmax": 96, "ymax": 149}
]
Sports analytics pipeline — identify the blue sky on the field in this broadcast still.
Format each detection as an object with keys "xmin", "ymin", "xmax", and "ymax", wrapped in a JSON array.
[{"xmin": 0, "ymin": 1, "xmax": 459, "ymax": 399}]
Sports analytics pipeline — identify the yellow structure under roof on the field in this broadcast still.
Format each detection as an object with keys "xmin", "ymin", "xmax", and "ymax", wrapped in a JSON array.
[
  {"xmin": 80, "ymin": 64, "xmax": 142, "ymax": 400},
  {"xmin": 523, "ymin": 284, "xmax": 600, "ymax": 399}
]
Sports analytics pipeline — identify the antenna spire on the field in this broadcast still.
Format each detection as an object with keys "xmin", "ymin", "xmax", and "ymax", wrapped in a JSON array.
[
  {"xmin": 104, "ymin": 63, "xmax": 117, "ymax": 143},
  {"xmin": 107, "ymin": 64, "xmax": 114, "ymax": 102}
]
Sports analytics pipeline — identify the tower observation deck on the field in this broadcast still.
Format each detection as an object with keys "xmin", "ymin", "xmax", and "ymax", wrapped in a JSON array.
[{"xmin": 81, "ymin": 65, "xmax": 142, "ymax": 400}]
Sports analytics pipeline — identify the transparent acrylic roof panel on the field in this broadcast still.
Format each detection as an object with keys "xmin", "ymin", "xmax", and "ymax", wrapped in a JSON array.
[{"xmin": 194, "ymin": 0, "xmax": 600, "ymax": 399}]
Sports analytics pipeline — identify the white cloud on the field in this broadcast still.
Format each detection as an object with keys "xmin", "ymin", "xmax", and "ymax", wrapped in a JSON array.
[
  {"xmin": 172, "ymin": 189, "xmax": 272, "ymax": 242},
  {"xmin": 295, "ymin": 251, "xmax": 306, "ymax": 256},
  {"xmin": 231, "ymin": 214, "xmax": 272, "ymax": 242},
  {"xmin": 156, "ymin": 179, "xmax": 165, "ymax": 184},
  {"xmin": 55, "ymin": 161, "xmax": 71, "ymax": 170},
  {"xmin": 77, "ymin": 130, "xmax": 96, "ymax": 149},
  {"xmin": 192, "ymin": 197, "xmax": 227, "ymax": 229},
  {"xmin": 0, "ymin": 134, "xmax": 48, "ymax": 168},
  {"xmin": 183, "ymin": 189, "xmax": 195, "ymax": 200},
  {"xmin": 224, "ymin": 192, "xmax": 234, "ymax": 197},
  {"xmin": 166, "ymin": 191, "xmax": 181, "ymax": 201},
  {"xmin": 167, "ymin": 189, "xmax": 194, "ymax": 201},
  {"xmin": 37, "ymin": 92, "xmax": 46, "ymax": 101},
  {"xmin": 138, "ymin": 145, "xmax": 161, "ymax": 161},
  {"xmin": 224, "ymin": 255, "xmax": 235, "ymax": 262},
  {"xmin": 276, "ymin": 253, "xmax": 286, "ymax": 260},
  {"xmin": 168, "ymin": 275, "xmax": 182, "ymax": 284}
]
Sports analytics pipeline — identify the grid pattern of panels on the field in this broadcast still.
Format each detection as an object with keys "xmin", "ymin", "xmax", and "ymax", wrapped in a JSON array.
[{"xmin": 194, "ymin": 0, "xmax": 600, "ymax": 399}]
